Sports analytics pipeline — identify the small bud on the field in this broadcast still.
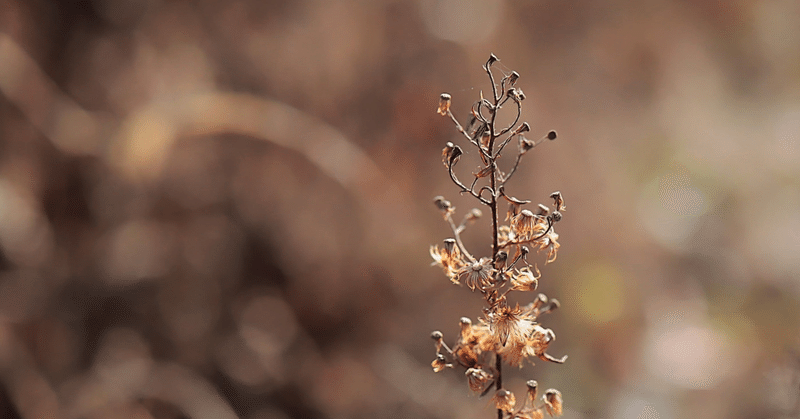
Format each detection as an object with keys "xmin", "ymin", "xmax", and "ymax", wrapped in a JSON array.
[
  {"xmin": 433, "ymin": 196, "xmax": 452, "ymax": 212},
  {"xmin": 494, "ymin": 251, "xmax": 508, "ymax": 270},
  {"xmin": 431, "ymin": 330, "xmax": 443, "ymax": 340},
  {"xmin": 542, "ymin": 298, "xmax": 561, "ymax": 314},
  {"xmin": 443, "ymin": 238, "xmax": 456, "ymax": 254},
  {"xmin": 513, "ymin": 122, "xmax": 531, "ymax": 135},
  {"xmin": 480, "ymin": 130, "xmax": 491, "ymax": 149},
  {"xmin": 466, "ymin": 208, "xmax": 482, "ymax": 221},
  {"xmin": 486, "ymin": 53, "xmax": 499, "ymax": 68},
  {"xmin": 459, "ymin": 317, "xmax": 472, "ymax": 326},
  {"xmin": 520, "ymin": 246, "xmax": 530, "ymax": 255},
  {"xmin": 448, "ymin": 144, "xmax": 463, "ymax": 166},
  {"xmin": 547, "ymin": 130, "xmax": 557, "ymax": 140},
  {"xmin": 442, "ymin": 142, "xmax": 454, "ymax": 166},
  {"xmin": 526, "ymin": 380, "xmax": 538, "ymax": 402},
  {"xmin": 507, "ymin": 202, "xmax": 521, "ymax": 220},
  {"xmin": 519, "ymin": 135, "xmax": 535, "ymax": 154},
  {"xmin": 551, "ymin": 211, "xmax": 562, "ymax": 223},
  {"xmin": 532, "ymin": 293, "xmax": 548, "ymax": 309},
  {"xmin": 437, "ymin": 93, "xmax": 452, "ymax": 116},
  {"xmin": 544, "ymin": 389, "xmax": 563, "ymax": 417},
  {"xmin": 492, "ymin": 389, "xmax": 516, "ymax": 412},
  {"xmin": 537, "ymin": 204, "xmax": 550, "ymax": 216}
]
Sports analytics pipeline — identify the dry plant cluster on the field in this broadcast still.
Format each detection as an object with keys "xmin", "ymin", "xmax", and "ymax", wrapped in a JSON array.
[{"xmin": 429, "ymin": 54, "xmax": 567, "ymax": 419}]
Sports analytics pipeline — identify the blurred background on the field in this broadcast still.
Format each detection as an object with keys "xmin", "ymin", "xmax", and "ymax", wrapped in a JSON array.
[{"xmin": 1, "ymin": 0, "xmax": 800, "ymax": 418}]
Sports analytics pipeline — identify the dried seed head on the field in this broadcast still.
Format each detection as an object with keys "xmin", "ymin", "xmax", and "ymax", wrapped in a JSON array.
[
  {"xmin": 460, "ymin": 317, "xmax": 472, "ymax": 326},
  {"xmin": 492, "ymin": 389, "xmax": 516, "ymax": 412},
  {"xmin": 512, "ymin": 209, "xmax": 537, "ymax": 237},
  {"xmin": 465, "ymin": 367, "xmax": 493, "ymax": 393},
  {"xmin": 551, "ymin": 211, "xmax": 562, "ymax": 223},
  {"xmin": 509, "ymin": 71, "xmax": 520, "ymax": 85},
  {"xmin": 443, "ymin": 238, "xmax": 456, "ymax": 254},
  {"xmin": 431, "ymin": 330, "xmax": 443, "ymax": 341},
  {"xmin": 513, "ymin": 88, "xmax": 526, "ymax": 101},
  {"xmin": 437, "ymin": 93, "xmax": 452, "ymax": 115},
  {"xmin": 547, "ymin": 130, "xmax": 557, "ymax": 140},
  {"xmin": 544, "ymin": 389, "xmax": 563, "ymax": 417},
  {"xmin": 457, "ymin": 258, "xmax": 496, "ymax": 290}
]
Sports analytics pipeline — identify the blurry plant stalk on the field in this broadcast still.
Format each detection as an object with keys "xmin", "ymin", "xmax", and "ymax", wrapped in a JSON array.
[{"xmin": 430, "ymin": 54, "xmax": 565, "ymax": 419}]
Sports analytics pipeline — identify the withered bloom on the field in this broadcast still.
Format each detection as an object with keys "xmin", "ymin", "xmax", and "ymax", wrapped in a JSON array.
[
  {"xmin": 550, "ymin": 191, "xmax": 565, "ymax": 211},
  {"xmin": 510, "ymin": 266, "xmax": 540, "ymax": 292},
  {"xmin": 511, "ymin": 209, "xmax": 537, "ymax": 238},
  {"xmin": 528, "ymin": 325, "xmax": 567, "ymax": 364},
  {"xmin": 510, "ymin": 381, "xmax": 544, "ymax": 419},
  {"xmin": 431, "ymin": 354, "xmax": 452, "ymax": 372},
  {"xmin": 492, "ymin": 389, "xmax": 516, "ymax": 412},
  {"xmin": 437, "ymin": 93, "xmax": 452, "ymax": 115},
  {"xmin": 465, "ymin": 367, "xmax": 493, "ymax": 393},
  {"xmin": 430, "ymin": 241, "xmax": 465, "ymax": 283},
  {"xmin": 544, "ymin": 389, "xmax": 563, "ymax": 417},
  {"xmin": 485, "ymin": 299, "xmax": 534, "ymax": 348},
  {"xmin": 456, "ymin": 258, "xmax": 496, "ymax": 290}
]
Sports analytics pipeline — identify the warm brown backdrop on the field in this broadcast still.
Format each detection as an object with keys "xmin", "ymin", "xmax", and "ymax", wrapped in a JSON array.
[{"xmin": 1, "ymin": 1, "xmax": 799, "ymax": 418}]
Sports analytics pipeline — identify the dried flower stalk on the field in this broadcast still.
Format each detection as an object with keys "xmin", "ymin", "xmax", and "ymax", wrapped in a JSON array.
[{"xmin": 430, "ymin": 54, "xmax": 566, "ymax": 419}]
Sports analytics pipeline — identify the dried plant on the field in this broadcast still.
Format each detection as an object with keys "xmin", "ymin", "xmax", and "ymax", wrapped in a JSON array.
[{"xmin": 430, "ymin": 54, "xmax": 567, "ymax": 419}]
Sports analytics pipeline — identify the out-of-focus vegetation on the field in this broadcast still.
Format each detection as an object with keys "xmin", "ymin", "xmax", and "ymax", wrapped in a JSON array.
[{"xmin": 1, "ymin": 1, "xmax": 799, "ymax": 418}]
